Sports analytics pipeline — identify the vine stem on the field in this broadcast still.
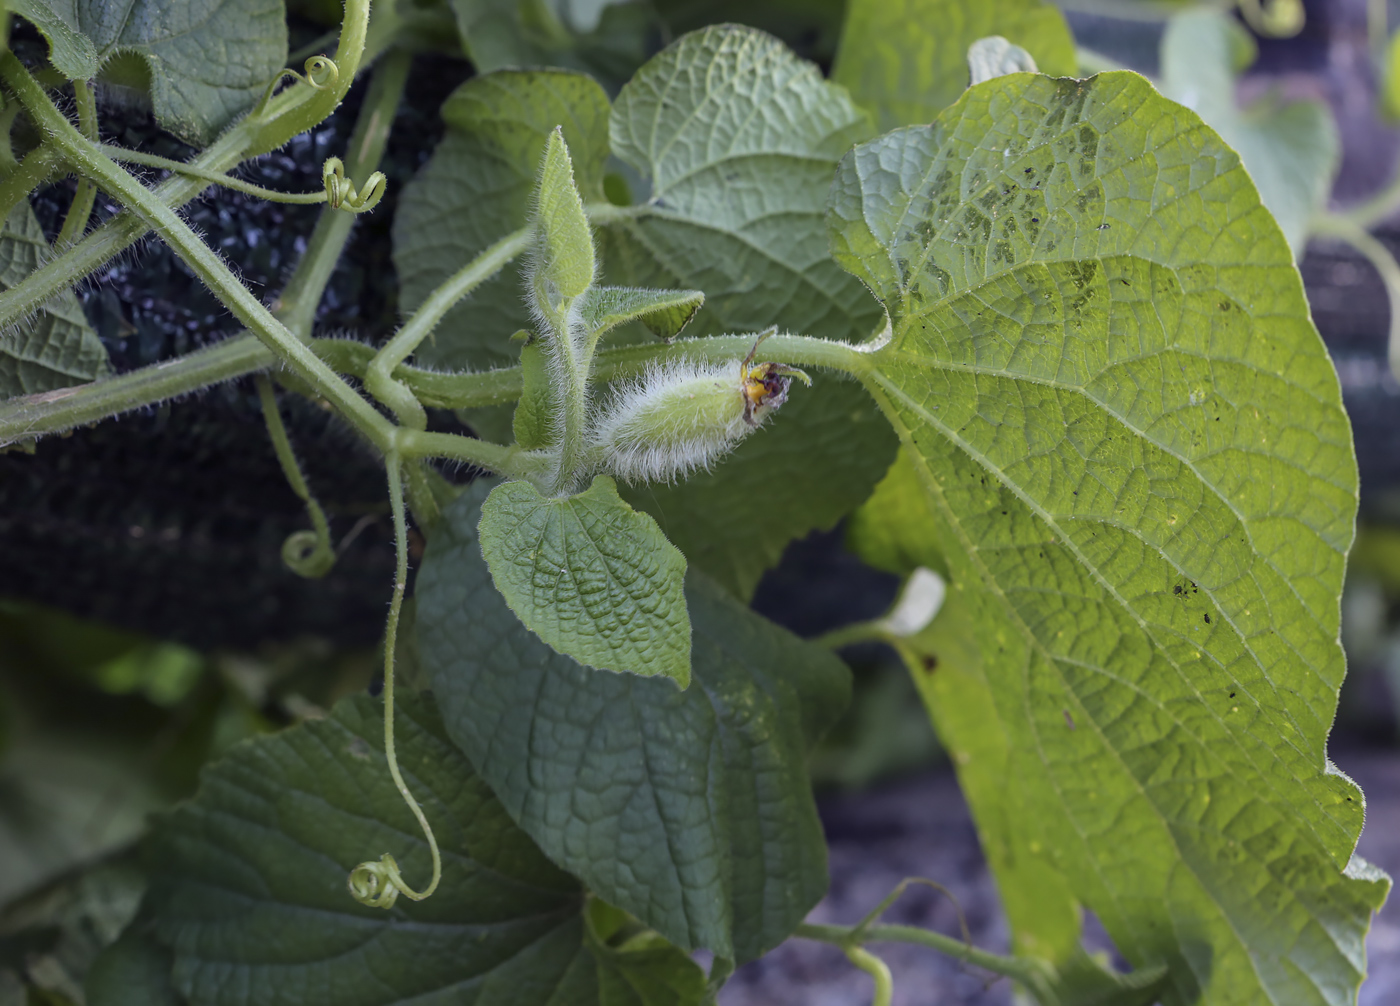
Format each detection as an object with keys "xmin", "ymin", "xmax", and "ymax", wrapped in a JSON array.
[
  {"xmin": 0, "ymin": 142, "xmax": 61, "ymax": 224},
  {"xmin": 364, "ymin": 225, "xmax": 532, "ymax": 429},
  {"xmin": 794, "ymin": 923, "xmax": 1043, "ymax": 987},
  {"xmin": 54, "ymin": 79, "xmax": 98, "ymax": 248},
  {"xmin": 255, "ymin": 374, "xmax": 335, "ymax": 577},
  {"xmin": 100, "ymin": 146, "xmax": 329, "ymax": 204},
  {"xmin": 346, "ymin": 452, "xmax": 442, "ymax": 908}
]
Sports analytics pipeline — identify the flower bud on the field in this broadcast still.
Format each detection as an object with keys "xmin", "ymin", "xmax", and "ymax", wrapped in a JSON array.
[{"xmin": 590, "ymin": 355, "xmax": 808, "ymax": 484}]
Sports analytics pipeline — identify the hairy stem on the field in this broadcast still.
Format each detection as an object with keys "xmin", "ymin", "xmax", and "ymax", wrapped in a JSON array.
[
  {"xmin": 55, "ymin": 79, "xmax": 98, "ymax": 248},
  {"xmin": 364, "ymin": 225, "xmax": 532, "ymax": 429},
  {"xmin": 101, "ymin": 146, "xmax": 329, "ymax": 204},
  {"xmin": 256, "ymin": 374, "xmax": 336, "ymax": 577},
  {"xmin": 0, "ymin": 142, "xmax": 60, "ymax": 224}
]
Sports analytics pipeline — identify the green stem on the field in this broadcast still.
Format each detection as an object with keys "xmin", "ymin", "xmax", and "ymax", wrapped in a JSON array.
[
  {"xmin": 255, "ymin": 374, "xmax": 336, "ymax": 577},
  {"xmin": 364, "ymin": 225, "xmax": 532, "ymax": 429},
  {"xmin": 55, "ymin": 79, "xmax": 98, "ymax": 248},
  {"xmin": 843, "ymin": 946, "xmax": 893, "ymax": 1006},
  {"xmin": 277, "ymin": 47, "xmax": 410, "ymax": 338},
  {"xmin": 397, "ymin": 427, "xmax": 550, "ymax": 477},
  {"xmin": 794, "ymin": 923, "xmax": 1040, "ymax": 986},
  {"xmin": 0, "ymin": 0, "xmax": 390, "ymax": 336},
  {"xmin": 1311, "ymin": 212, "xmax": 1400, "ymax": 379},
  {"xmin": 347, "ymin": 452, "xmax": 442, "ymax": 908},
  {"xmin": 0, "ymin": 50, "xmax": 398, "ymax": 453},
  {"xmin": 0, "ymin": 142, "xmax": 60, "ymax": 224},
  {"xmin": 815, "ymin": 620, "xmax": 890, "ymax": 650},
  {"xmin": 101, "ymin": 146, "xmax": 328, "ymax": 204}
]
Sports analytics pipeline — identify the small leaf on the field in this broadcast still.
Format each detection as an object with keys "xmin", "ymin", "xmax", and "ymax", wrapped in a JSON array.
[
  {"xmin": 393, "ymin": 69, "xmax": 612, "ymax": 373},
  {"xmin": 23, "ymin": 0, "xmax": 288, "ymax": 146},
  {"xmin": 417, "ymin": 481, "xmax": 852, "ymax": 961},
  {"xmin": 0, "ymin": 203, "xmax": 109, "ymax": 399},
  {"xmin": 579, "ymin": 286, "xmax": 704, "ymax": 341},
  {"xmin": 1160, "ymin": 8, "xmax": 1337, "ymax": 255},
  {"xmin": 452, "ymin": 0, "xmax": 656, "ymax": 87},
  {"xmin": 832, "ymin": 0, "xmax": 1076, "ymax": 130},
  {"xmin": 141, "ymin": 693, "xmax": 703, "ymax": 1006},
  {"xmin": 478, "ymin": 475, "xmax": 692, "ymax": 685},
  {"xmin": 967, "ymin": 35, "xmax": 1038, "ymax": 84},
  {"xmin": 535, "ymin": 128, "xmax": 596, "ymax": 305},
  {"xmin": 828, "ymin": 69, "xmax": 1389, "ymax": 1002},
  {"xmin": 514, "ymin": 337, "xmax": 558, "ymax": 450},
  {"xmin": 9, "ymin": 0, "xmax": 99, "ymax": 80}
]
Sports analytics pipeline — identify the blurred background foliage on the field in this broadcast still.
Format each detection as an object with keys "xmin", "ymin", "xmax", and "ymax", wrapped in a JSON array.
[{"xmin": 11, "ymin": 1, "xmax": 1400, "ymax": 1001}]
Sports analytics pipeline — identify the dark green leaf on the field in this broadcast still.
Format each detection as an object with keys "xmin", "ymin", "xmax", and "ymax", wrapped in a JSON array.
[
  {"xmin": 829, "ymin": 69, "xmax": 1389, "ymax": 1002},
  {"xmin": 0, "ymin": 202, "xmax": 109, "ymax": 399},
  {"xmin": 393, "ymin": 69, "xmax": 612, "ymax": 373},
  {"xmin": 86, "ymin": 931, "xmax": 181, "ymax": 1006},
  {"xmin": 141, "ymin": 693, "xmax": 701, "ymax": 1005},
  {"xmin": 416, "ymin": 481, "xmax": 851, "ymax": 962},
  {"xmin": 579, "ymin": 286, "xmax": 704, "ymax": 341},
  {"xmin": 27, "ymin": 0, "xmax": 287, "ymax": 145},
  {"xmin": 10, "ymin": 0, "xmax": 99, "ymax": 80},
  {"xmin": 478, "ymin": 475, "xmax": 692, "ymax": 685},
  {"xmin": 832, "ymin": 0, "xmax": 1077, "ymax": 131}
]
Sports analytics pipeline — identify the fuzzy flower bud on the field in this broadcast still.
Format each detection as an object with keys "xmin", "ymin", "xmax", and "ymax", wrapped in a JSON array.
[{"xmin": 590, "ymin": 350, "xmax": 809, "ymax": 484}]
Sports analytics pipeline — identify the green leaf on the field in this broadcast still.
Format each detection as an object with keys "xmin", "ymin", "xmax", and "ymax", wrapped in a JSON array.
[
  {"xmin": 393, "ymin": 69, "xmax": 612, "ymax": 373},
  {"xmin": 26, "ymin": 0, "xmax": 287, "ymax": 146},
  {"xmin": 452, "ymin": 0, "xmax": 655, "ymax": 86},
  {"xmin": 832, "ymin": 0, "xmax": 1077, "ymax": 131},
  {"xmin": 141, "ymin": 693, "xmax": 704, "ymax": 1006},
  {"xmin": 535, "ymin": 128, "xmax": 597, "ymax": 305},
  {"xmin": 86, "ymin": 931, "xmax": 181, "ymax": 1006},
  {"xmin": 845, "ymin": 447, "xmax": 947, "ymax": 579},
  {"xmin": 579, "ymin": 286, "xmax": 705, "ymax": 341},
  {"xmin": 0, "ymin": 202, "xmax": 109, "ymax": 399},
  {"xmin": 967, "ymin": 35, "xmax": 1038, "ymax": 84},
  {"xmin": 828, "ymin": 70, "xmax": 1389, "ymax": 1003},
  {"xmin": 9, "ymin": 0, "xmax": 99, "ymax": 80},
  {"xmin": 514, "ymin": 336, "xmax": 558, "ymax": 449},
  {"xmin": 416, "ymin": 481, "xmax": 852, "ymax": 962},
  {"xmin": 478, "ymin": 475, "xmax": 692, "ymax": 685},
  {"xmin": 1160, "ymin": 9, "xmax": 1337, "ymax": 256},
  {"xmin": 603, "ymin": 24, "xmax": 898, "ymax": 598}
]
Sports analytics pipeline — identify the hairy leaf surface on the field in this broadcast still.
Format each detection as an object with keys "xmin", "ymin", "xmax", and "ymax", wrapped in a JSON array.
[
  {"xmin": 1160, "ymin": 9, "xmax": 1336, "ymax": 256},
  {"xmin": 0, "ymin": 202, "xmax": 109, "ymax": 399},
  {"xmin": 142, "ymin": 694, "xmax": 702, "ymax": 1005},
  {"xmin": 832, "ymin": 0, "xmax": 1077, "ymax": 131},
  {"xmin": 417, "ymin": 481, "xmax": 851, "ymax": 962},
  {"xmin": 28, "ymin": 0, "xmax": 287, "ymax": 145},
  {"xmin": 479, "ymin": 476, "xmax": 692, "ymax": 685},
  {"xmin": 831, "ymin": 71, "xmax": 1389, "ymax": 1004}
]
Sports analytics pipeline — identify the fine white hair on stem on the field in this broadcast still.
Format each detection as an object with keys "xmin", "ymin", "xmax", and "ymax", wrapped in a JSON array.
[{"xmin": 588, "ymin": 357, "xmax": 755, "ymax": 485}]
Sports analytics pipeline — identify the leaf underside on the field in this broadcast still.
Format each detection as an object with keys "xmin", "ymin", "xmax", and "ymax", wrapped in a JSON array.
[
  {"xmin": 416, "ymin": 481, "xmax": 852, "ymax": 964},
  {"xmin": 0, "ymin": 202, "xmax": 109, "ymax": 399},
  {"xmin": 140, "ymin": 693, "xmax": 703, "ymax": 1006},
  {"xmin": 833, "ymin": 70, "xmax": 1388, "ymax": 1005}
]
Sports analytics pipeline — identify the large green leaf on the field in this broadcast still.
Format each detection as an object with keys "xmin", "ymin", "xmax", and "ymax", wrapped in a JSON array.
[
  {"xmin": 0, "ymin": 202, "xmax": 109, "ymax": 399},
  {"xmin": 831, "ymin": 0, "xmax": 1077, "ymax": 131},
  {"xmin": 415, "ymin": 481, "xmax": 851, "ymax": 963},
  {"xmin": 25, "ymin": 0, "xmax": 287, "ymax": 146},
  {"xmin": 1160, "ymin": 9, "xmax": 1337, "ymax": 256},
  {"xmin": 140, "ymin": 693, "xmax": 703, "ymax": 1005},
  {"xmin": 451, "ymin": 0, "xmax": 655, "ymax": 86},
  {"xmin": 393, "ymin": 69, "xmax": 612, "ymax": 373},
  {"xmin": 829, "ymin": 70, "xmax": 1389, "ymax": 1004},
  {"xmin": 478, "ymin": 476, "xmax": 692, "ymax": 685}
]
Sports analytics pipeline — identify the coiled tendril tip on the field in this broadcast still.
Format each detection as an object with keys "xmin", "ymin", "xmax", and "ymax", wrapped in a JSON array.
[
  {"xmin": 348, "ymin": 853, "xmax": 413, "ymax": 909},
  {"xmin": 255, "ymin": 56, "xmax": 341, "ymax": 115},
  {"xmin": 322, "ymin": 156, "xmax": 387, "ymax": 214}
]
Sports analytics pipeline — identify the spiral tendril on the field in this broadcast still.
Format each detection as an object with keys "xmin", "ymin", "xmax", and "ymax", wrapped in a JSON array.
[
  {"xmin": 347, "ymin": 454, "xmax": 442, "ymax": 910},
  {"xmin": 255, "ymin": 56, "xmax": 341, "ymax": 116},
  {"xmin": 322, "ymin": 156, "xmax": 387, "ymax": 214},
  {"xmin": 256, "ymin": 375, "xmax": 337, "ymax": 579}
]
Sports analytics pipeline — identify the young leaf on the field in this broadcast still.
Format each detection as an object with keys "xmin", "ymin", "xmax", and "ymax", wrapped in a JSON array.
[
  {"xmin": 1160, "ymin": 9, "xmax": 1337, "ymax": 257},
  {"xmin": 478, "ymin": 475, "xmax": 692, "ymax": 685},
  {"xmin": 829, "ymin": 70, "xmax": 1390, "ymax": 1003},
  {"xmin": 20, "ymin": 0, "xmax": 287, "ymax": 146},
  {"xmin": 831, "ymin": 0, "xmax": 1076, "ymax": 130},
  {"xmin": 416, "ymin": 481, "xmax": 852, "ymax": 962},
  {"xmin": 534, "ymin": 128, "xmax": 597, "ymax": 306},
  {"xmin": 141, "ymin": 693, "xmax": 704, "ymax": 1006},
  {"xmin": 452, "ymin": 0, "xmax": 655, "ymax": 86},
  {"xmin": 514, "ymin": 337, "xmax": 558, "ymax": 449},
  {"xmin": 967, "ymin": 35, "xmax": 1038, "ymax": 84},
  {"xmin": 85, "ymin": 931, "xmax": 180, "ymax": 1006},
  {"xmin": 394, "ymin": 69, "xmax": 612, "ymax": 373},
  {"xmin": 0, "ymin": 203, "xmax": 110, "ymax": 399},
  {"xmin": 578, "ymin": 286, "xmax": 705, "ymax": 341}
]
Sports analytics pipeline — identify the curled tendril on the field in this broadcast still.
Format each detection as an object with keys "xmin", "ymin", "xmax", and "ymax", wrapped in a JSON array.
[
  {"xmin": 322, "ymin": 156, "xmax": 387, "ymax": 213},
  {"xmin": 281, "ymin": 528, "xmax": 335, "ymax": 577},
  {"xmin": 255, "ymin": 375, "xmax": 338, "ymax": 579},
  {"xmin": 255, "ymin": 55, "xmax": 341, "ymax": 115},
  {"xmin": 348, "ymin": 853, "xmax": 414, "ymax": 909}
]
